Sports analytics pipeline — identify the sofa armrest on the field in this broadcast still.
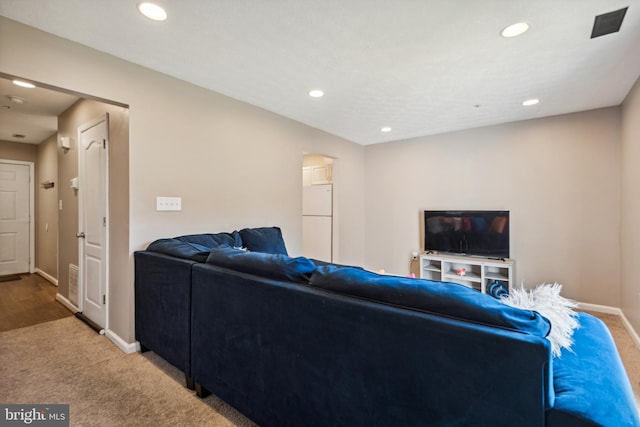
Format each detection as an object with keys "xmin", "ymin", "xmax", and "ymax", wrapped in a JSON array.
[
  {"xmin": 134, "ymin": 251, "xmax": 196, "ymax": 376},
  {"xmin": 547, "ymin": 312, "xmax": 640, "ymax": 427}
]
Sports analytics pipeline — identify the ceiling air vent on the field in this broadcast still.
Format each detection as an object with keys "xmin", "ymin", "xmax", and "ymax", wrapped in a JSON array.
[{"xmin": 591, "ymin": 7, "xmax": 628, "ymax": 38}]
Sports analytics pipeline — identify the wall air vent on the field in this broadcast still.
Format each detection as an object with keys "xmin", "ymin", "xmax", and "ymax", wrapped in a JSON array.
[
  {"xmin": 591, "ymin": 7, "xmax": 628, "ymax": 38},
  {"xmin": 69, "ymin": 264, "xmax": 79, "ymax": 306}
]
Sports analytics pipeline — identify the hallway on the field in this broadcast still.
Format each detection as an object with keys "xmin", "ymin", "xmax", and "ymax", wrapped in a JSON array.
[{"xmin": 0, "ymin": 273, "xmax": 73, "ymax": 332}]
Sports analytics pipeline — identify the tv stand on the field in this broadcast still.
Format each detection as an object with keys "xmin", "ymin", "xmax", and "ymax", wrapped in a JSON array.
[{"xmin": 419, "ymin": 253, "xmax": 514, "ymax": 294}]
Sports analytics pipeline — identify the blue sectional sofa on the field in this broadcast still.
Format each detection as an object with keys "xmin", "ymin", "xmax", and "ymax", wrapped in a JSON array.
[{"xmin": 134, "ymin": 228, "xmax": 639, "ymax": 427}]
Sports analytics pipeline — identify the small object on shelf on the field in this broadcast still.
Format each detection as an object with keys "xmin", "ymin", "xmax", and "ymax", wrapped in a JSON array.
[
  {"xmin": 456, "ymin": 268, "xmax": 466, "ymax": 276},
  {"xmin": 488, "ymin": 280, "xmax": 509, "ymax": 298}
]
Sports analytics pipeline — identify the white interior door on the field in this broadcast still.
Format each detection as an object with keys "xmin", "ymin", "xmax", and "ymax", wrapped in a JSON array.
[
  {"xmin": 78, "ymin": 115, "xmax": 109, "ymax": 329},
  {"xmin": 0, "ymin": 161, "xmax": 32, "ymax": 275}
]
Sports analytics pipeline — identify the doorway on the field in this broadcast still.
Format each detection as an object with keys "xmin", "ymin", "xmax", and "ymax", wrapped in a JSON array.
[
  {"xmin": 302, "ymin": 154, "xmax": 335, "ymax": 262},
  {"xmin": 0, "ymin": 74, "xmax": 129, "ymax": 337},
  {"xmin": 0, "ymin": 160, "xmax": 34, "ymax": 276}
]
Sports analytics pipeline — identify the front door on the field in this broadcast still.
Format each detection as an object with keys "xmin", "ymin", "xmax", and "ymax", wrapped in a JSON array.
[
  {"xmin": 78, "ymin": 115, "xmax": 109, "ymax": 329},
  {"xmin": 0, "ymin": 161, "xmax": 31, "ymax": 275}
]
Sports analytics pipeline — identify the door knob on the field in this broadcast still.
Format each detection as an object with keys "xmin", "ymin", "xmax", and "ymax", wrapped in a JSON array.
[{"xmin": 76, "ymin": 232, "xmax": 85, "ymax": 238}]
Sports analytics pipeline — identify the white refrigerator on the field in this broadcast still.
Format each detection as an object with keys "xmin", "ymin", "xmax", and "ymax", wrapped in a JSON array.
[{"xmin": 302, "ymin": 184, "xmax": 333, "ymax": 262}]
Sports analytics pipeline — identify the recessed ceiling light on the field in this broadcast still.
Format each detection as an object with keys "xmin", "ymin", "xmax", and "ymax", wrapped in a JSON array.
[
  {"xmin": 12, "ymin": 80, "xmax": 35, "ymax": 89},
  {"xmin": 138, "ymin": 2, "xmax": 167, "ymax": 21},
  {"xmin": 309, "ymin": 89, "xmax": 324, "ymax": 98},
  {"xmin": 522, "ymin": 98, "xmax": 539, "ymax": 106},
  {"xmin": 501, "ymin": 22, "xmax": 529, "ymax": 38},
  {"xmin": 380, "ymin": 127, "xmax": 392, "ymax": 132},
  {"xmin": 7, "ymin": 96, "xmax": 25, "ymax": 104}
]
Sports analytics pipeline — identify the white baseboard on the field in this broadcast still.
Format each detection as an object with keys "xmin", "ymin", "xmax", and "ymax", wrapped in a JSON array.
[
  {"xmin": 105, "ymin": 329, "xmax": 139, "ymax": 354},
  {"xmin": 55, "ymin": 293, "xmax": 79, "ymax": 313},
  {"xmin": 36, "ymin": 268, "xmax": 58, "ymax": 286},
  {"xmin": 577, "ymin": 302, "xmax": 640, "ymax": 350},
  {"xmin": 55, "ymin": 292, "xmax": 137, "ymax": 354},
  {"xmin": 577, "ymin": 302, "xmax": 621, "ymax": 315},
  {"xmin": 619, "ymin": 312, "xmax": 640, "ymax": 351}
]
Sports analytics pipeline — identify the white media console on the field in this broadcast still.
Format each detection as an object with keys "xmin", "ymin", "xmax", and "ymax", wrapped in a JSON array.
[{"xmin": 419, "ymin": 253, "xmax": 514, "ymax": 294}]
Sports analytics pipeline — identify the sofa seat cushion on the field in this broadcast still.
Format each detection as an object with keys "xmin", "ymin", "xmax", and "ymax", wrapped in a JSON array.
[
  {"xmin": 206, "ymin": 246, "xmax": 314, "ymax": 283},
  {"xmin": 146, "ymin": 238, "xmax": 212, "ymax": 262},
  {"xmin": 547, "ymin": 312, "xmax": 640, "ymax": 427},
  {"xmin": 176, "ymin": 231, "xmax": 242, "ymax": 248},
  {"xmin": 239, "ymin": 226, "xmax": 288, "ymax": 255},
  {"xmin": 309, "ymin": 265, "xmax": 551, "ymax": 337}
]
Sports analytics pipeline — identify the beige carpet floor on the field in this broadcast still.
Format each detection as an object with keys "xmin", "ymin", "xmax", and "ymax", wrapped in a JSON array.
[
  {"xmin": 1, "ymin": 312, "xmax": 638, "ymax": 426},
  {"xmin": 0, "ymin": 316, "xmax": 255, "ymax": 426}
]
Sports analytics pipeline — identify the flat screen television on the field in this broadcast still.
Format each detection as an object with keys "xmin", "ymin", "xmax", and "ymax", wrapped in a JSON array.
[{"xmin": 424, "ymin": 210, "xmax": 509, "ymax": 258}]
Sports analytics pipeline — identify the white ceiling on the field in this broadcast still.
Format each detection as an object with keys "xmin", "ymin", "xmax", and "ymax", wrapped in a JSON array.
[
  {"xmin": 0, "ymin": 77, "xmax": 78, "ymax": 144},
  {"xmin": 1, "ymin": 0, "xmax": 639, "ymax": 145}
]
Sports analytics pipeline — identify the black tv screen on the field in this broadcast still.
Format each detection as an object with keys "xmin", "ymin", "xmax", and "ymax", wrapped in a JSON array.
[{"xmin": 424, "ymin": 210, "xmax": 509, "ymax": 258}]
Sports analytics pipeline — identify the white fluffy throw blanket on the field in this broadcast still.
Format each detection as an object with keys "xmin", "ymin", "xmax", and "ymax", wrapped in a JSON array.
[{"xmin": 500, "ymin": 283, "xmax": 579, "ymax": 357}]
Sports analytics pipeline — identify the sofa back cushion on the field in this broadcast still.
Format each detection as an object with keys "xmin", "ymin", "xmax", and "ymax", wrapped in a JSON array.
[
  {"xmin": 206, "ymin": 246, "xmax": 314, "ymax": 283},
  {"xmin": 176, "ymin": 231, "xmax": 242, "ymax": 249},
  {"xmin": 309, "ymin": 265, "xmax": 551, "ymax": 337},
  {"xmin": 239, "ymin": 227, "xmax": 288, "ymax": 255},
  {"xmin": 146, "ymin": 238, "xmax": 211, "ymax": 262}
]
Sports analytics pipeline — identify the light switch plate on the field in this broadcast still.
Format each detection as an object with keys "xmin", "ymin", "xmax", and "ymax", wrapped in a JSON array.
[{"xmin": 156, "ymin": 196, "xmax": 182, "ymax": 211}]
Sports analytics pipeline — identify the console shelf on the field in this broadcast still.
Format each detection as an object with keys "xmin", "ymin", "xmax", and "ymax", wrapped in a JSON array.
[{"xmin": 419, "ymin": 253, "xmax": 514, "ymax": 293}]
